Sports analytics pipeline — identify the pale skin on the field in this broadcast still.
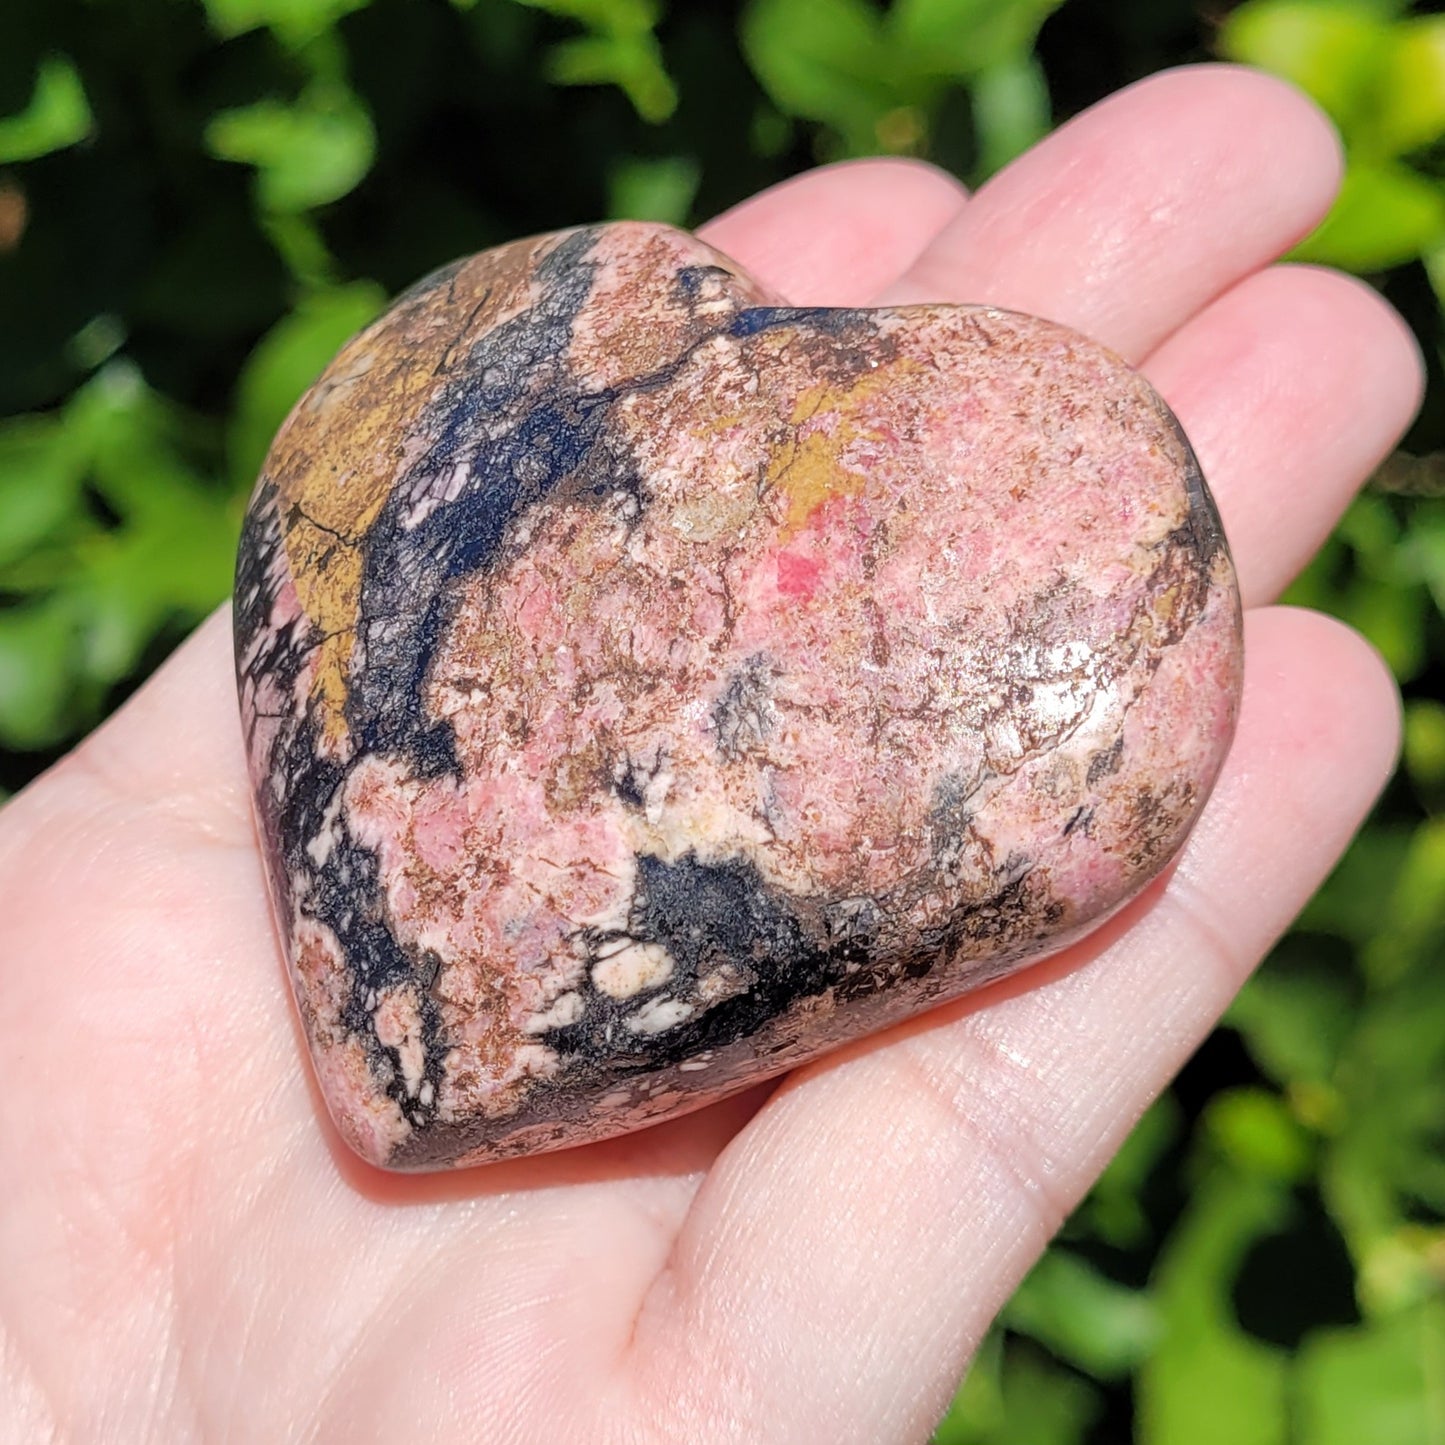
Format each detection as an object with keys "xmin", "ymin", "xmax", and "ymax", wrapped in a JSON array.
[{"xmin": 0, "ymin": 65, "xmax": 1422, "ymax": 1443}]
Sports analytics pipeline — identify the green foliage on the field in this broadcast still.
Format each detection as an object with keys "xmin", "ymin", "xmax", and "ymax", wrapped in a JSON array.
[
  {"xmin": 606, "ymin": 153, "xmax": 701, "ymax": 222},
  {"xmin": 0, "ymin": 365, "xmax": 236, "ymax": 748},
  {"xmin": 520, "ymin": 0, "xmax": 678, "ymax": 123},
  {"xmin": 936, "ymin": 1332, "xmax": 1104, "ymax": 1444},
  {"xmin": 202, "ymin": 0, "xmax": 373, "ymax": 48},
  {"xmin": 1296, "ymin": 1301, "xmax": 1445, "ymax": 1445},
  {"xmin": 0, "ymin": 57, "xmax": 92, "ymax": 164},
  {"xmin": 1222, "ymin": 0, "xmax": 1445, "ymax": 274},
  {"xmin": 206, "ymin": 83, "xmax": 377, "ymax": 213},
  {"xmin": 1004, "ymin": 1248, "xmax": 1160, "ymax": 1380},
  {"xmin": 742, "ymin": 0, "xmax": 1063, "ymax": 170},
  {"xmin": 1139, "ymin": 1171, "xmax": 1292, "ymax": 1445},
  {"xmin": 2, "ymin": 0, "xmax": 1444, "ymax": 1439}
]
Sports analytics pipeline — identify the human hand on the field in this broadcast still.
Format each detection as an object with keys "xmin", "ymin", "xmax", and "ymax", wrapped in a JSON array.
[{"xmin": 0, "ymin": 65, "xmax": 1419, "ymax": 1444}]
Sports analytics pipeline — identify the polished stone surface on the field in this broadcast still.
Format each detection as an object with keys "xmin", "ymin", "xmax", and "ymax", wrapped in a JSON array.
[{"xmin": 234, "ymin": 222, "xmax": 1243, "ymax": 1170}]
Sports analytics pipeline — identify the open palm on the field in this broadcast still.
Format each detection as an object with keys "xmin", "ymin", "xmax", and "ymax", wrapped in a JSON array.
[{"xmin": 0, "ymin": 67, "xmax": 1419, "ymax": 1444}]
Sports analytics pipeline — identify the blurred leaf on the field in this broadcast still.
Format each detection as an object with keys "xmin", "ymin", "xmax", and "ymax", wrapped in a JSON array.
[
  {"xmin": 1318, "ymin": 494, "xmax": 1437, "ymax": 680},
  {"xmin": 0, "ymin": 597, "xmax": 84, "ymax": 749},
  {"xmin": 933, "ymin": 1335, "xmax": 1102, "ymax": 1445},
  {"xmin": 75, "ymin": 486, "xmax": 235, "ymax": 683},
  {"xmin": 1397, "ymin": 502, "xmax": 1445, "ymax": 613},
  {"xmin": 513, "ymin": 0, "xmax": 661, "ymax": 28},
  {"xmin": 1403, "ymin": 699, "xmax": 1445, "ymax": 788},
  {"xmin": 202, "ymin": 0, "xmax": 371, "ymax": 49},
  {"xmin": 0, "ymin": 416, "xmax": 86, "ymax": 571},
  {"xmin": 1220, "ymin": 2, "xmax": 1391, "ymax": 133},
  {"xmin": 547, "ymin": 33, "xmax": 677, "ymax": 121},
  {"xmin": 994, "ymin": 1348, "xmax": 1100, "ymax": 1445},
  {"xmin": 1204, "ymin": 1088, "xmax": 1314, "ymax": 1183},
  {"xmin": 1280, "ymin": 531, "xmax": 1346, "ymax": 615},
  {"xmin": 0, "ymin": 365, "xmax": 234, "ymax": 750},
  {"xmin": 1422, "ymin": 243, "xmax": 1445, "ymax": 311},
  {"xmin": 890, "ymin": 0, "xmax": 1067, "ymax": 79},
  {"xmin": 1337, "ymin": 574, "xmax": 1428, "ymax": 681},
  {"xmin": 607, "ymin": 155, "xmax": 700, "ymax": 222},
  {"xmin": 230, "ymin": 280, "xmax": 387, "ymax": 487},
  {"xmin": 1363, "ymin": 816, "xmax": 1445, "ymax": 983},
  {"xmin": 1078, "ymin": 1094, "xmax": 1180, "ymax": 1249},
  {"xmin": 1320, "ymin": 925, "xmax": 1445, "ymax": 1303},
  {"xmin": 1297, "ymin": 1300, "xmax": 1445, "ymax": 1445},
  {"xmin": 1229, "ymin": 935, "xmax": 1357, "ymax": 1087},
  {"xmin": 0, "ymin": 57, "xmax": 93, "ymax": 164},
  {"xmin": 261, "ymin": 213, "xmax": 338, "ymax": 289},
  {"xmin": 1138, "ymin": 1171, "xmax": 1291, "ymax": 1445},
  {"xmin": 1358, "ymin": 1227, "xmax": 1445, "ymax": 1318},
  {"xmin": 933, "ymin": 1329, "xmax": 1005, "ymax": 1442},
  {"xmin": 206, "ymin": 84, "xmax": 376, "ymax": 213},
  {"xmin": 750, "ymin": 103, "xmax": 794, "ymax": 157},
  {"xmin": 741, "ymin": 0, "xmax": 895, "ymax": 154},
  {"xmin": 1293, "ymin": 162, "xmax": 1445, "ymax": 272},
  {"xmin": 970, "ymin": 52, "xmax": 1051, "ymax": 177},
  {"xmin": 1377, "ymin": 17, "xmax": 1445, "ymax": 155},
  {"xmin": 1005, "ymin": 1248, "xmax": 1160, "ymax": 1380},
  {"xmin": 67, "ymin": 315, "xmax": 127, "ymax": 373},
  {"xmin": 742, "ymin": 0, "xmax": 1064, "ymax": 160},
  {"xmin": 1339, "ymin": 491, "xmax": 1406, "ymax": 577},
  {"xmin": 1297, "ymin": 824, "xmax": 1412, "ymax": 942},
  {"xmin": 519, "ymin": 0, "xmax": 678, "ymax": 121}
]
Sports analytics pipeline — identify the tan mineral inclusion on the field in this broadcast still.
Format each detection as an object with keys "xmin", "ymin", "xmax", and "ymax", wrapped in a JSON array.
[{"xmin": 233, "ymin": 222, "xmax": 1243, "ymax": 1171}]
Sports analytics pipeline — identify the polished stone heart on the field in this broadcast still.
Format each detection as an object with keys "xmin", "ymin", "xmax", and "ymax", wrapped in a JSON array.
[{"xmin": 234, "ymin": 222, "xmax": 1242, "ymax": 1171}]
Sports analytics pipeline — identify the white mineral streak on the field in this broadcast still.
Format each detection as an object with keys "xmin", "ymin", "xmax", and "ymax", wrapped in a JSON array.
[
  {"xmin": 590, "ymin": 939, "xmax": 675, "ymax": 999},
  {"xmin": 624, "ymin": 996, "xmax": 696, "ymax": 1035},
  {"xmin": 522, "ymin": 991, "xmax": 585, "ymax": 1033}
]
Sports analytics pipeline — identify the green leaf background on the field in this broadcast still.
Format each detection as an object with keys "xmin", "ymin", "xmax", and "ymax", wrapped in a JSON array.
[{"xmin": 2, "ymin": 0, "xmax": 1444, "ymax": 1439}]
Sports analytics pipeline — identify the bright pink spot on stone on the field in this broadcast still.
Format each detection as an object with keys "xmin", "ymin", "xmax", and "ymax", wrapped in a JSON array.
[{"xmin": 777, "ymin": 551, "xmax": 824, "ymax": 600}]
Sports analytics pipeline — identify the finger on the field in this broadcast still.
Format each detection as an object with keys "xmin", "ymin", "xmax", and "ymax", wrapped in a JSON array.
[
  {"xmin": 1143, "ymin": 264, "xmax": 1424, "ymax": 608},
  {"xmin": 698, "ymin": 157, "xmax": 968, "ymax": 305},
  {"xmin": 883, "ymin": 66, "xmax": 1343, "ymax": 361},
  {"xmin": 630, "ymin": 608, "xmax": 1399, "ymax": 1445}
]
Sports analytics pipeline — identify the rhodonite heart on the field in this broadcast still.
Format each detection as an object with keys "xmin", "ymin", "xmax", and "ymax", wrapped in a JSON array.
[{"xmin": 234, "ymin": 222, "xmax": 1243, "ymax": 1171}]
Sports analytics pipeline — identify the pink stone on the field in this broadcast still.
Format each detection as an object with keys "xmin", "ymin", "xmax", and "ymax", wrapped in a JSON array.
[{"xmin": 233, "ymin": 222, "xmax": 1243, "ymax": 1170}]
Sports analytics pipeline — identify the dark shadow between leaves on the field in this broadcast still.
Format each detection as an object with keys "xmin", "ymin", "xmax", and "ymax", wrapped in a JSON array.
[{"xmin": 1232, "ymin": 1188, "xmax": 1360, "ymax": 1348}]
